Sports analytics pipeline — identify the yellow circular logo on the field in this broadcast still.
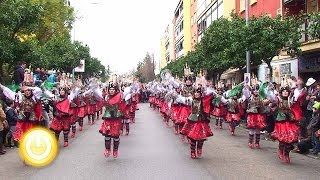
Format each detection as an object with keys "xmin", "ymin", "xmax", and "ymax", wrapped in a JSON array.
[{"xmin": 19, "ymin": 127, "xmax": 58, "ymax": 167}]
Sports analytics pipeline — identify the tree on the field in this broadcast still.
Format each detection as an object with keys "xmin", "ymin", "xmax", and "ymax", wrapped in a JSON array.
[
  {"xmin": 0, "ymin": 0, "xmax": 43, "ymax": 78},
  {"xmin": 306, "ymin": 12, "xmax": 320, "ymax": 40},
  {"xmin": 247, "ymin": 15, "xmax": 301, "ymax": 80},
  {"xmin": 197, "ymin": 17, "xmax": 235, "ymax": 79},
  {"xmin": 32, "ymin": 0, "xmax": 74, "ymax": 43},
  {"xmin": 134, "ymin": 53, "xmax": 156, "ymax": 83}
]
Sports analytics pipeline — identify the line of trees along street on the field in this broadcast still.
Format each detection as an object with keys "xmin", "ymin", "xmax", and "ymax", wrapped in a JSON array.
[
  {"xmin": 0, "ymin": 0, "xmax": 109, "ymax": 84},
  {"xmin": 162, "ymin": 12, "xmax": 320, "ymax": 81}
]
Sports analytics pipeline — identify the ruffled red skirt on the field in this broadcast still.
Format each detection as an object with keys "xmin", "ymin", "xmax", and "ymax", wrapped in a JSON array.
[
  {"xmin": 122, "ymin": 105, "xmax": 130, "ymax": 119},
  {"xmin": 69, "ymin": 108, "xmax": 78, "ymax": 124},
  {"xmin": 176, "ymin": 106, "xmax": 191, "ymax": 125},
  {"xmin": 160, "ymin": 101, "xmax": 168, "ymax": 114},
  {"xmin": 50, "ymin": 116, "xmax": 71, "ymax": 131},
  {"xmin": 130, "ymin": 102, "xmax": 137, "ymax": 113},
  {"xmin": 148, "ymin": 97, "xmax": 155, "ymax": 103},
  {"xmin": 271, "ymin": 121, "xmax": 299, "ymax": 143},
  {"xmin": 87, "ymin": 104, "xmax": 96, "ymax": 115},
  {"xmin": 171, "ymin": 105, "xmax": 181, "ymax": 122},
  {"xmin": 14, "ymin": 121, "xmax": 38, "ymax": 141},
  {"xmin": 211, "ymin": 106, "xmax": 227, "ymax": 117},
  {"xmin": 77, "ymin": 106, "xmax": 86, "ymax": 118},
  {"xmin": 164, "ymin": 102, "xmax": 170, "ymax": 116},
  {"xmin": 96, "ymin": 101, "xmax": 104, "ymax": 112},
  {"xmin": 246, "ymin": 113, "xmax": 266, "ymax": 129},
  {"xmin": 181, "ymin": 121, "xmax": 213, "ymax": 141},
  {"xmin": 155, "ymin": 98, "xmax": 161, "ymax": 107},
  {"xmin": 225, "ymin": 113, "xmax": 241, "ymax": 122},
  {"xmin": 99, "ymin": 119, "xmax": 122, "ymax": 138}
]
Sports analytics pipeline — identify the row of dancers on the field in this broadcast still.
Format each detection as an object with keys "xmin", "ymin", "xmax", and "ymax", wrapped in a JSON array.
[
  {"xmin": 145, "ymin": 74, "xmax": 308, "ymax": 163},
  {"xmin": 0, "ymin": 78, "xmax": 140, "ymax": 160}
]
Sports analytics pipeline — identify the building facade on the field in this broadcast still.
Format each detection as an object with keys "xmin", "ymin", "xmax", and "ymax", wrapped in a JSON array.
[
  {"xmin": 235, "ymin": 0, "xmax": 320, "ymax": 84},
  {"xmin": 172, "ymin": 0, "xmax": 192, "ymax": 60},
  {"xmin": 236, "ymin": 0, "xmax": 283, "ymax": 18},
  {"xmin": 284, "ymin": 0, "xmax": 320, "ymax": 81},
  {"xmin": 196, "ymin": 0, "xmax": 236, "ymax": 42},
  {"xmin": 160, "ymin": 24, "xmax": 175, "ymax": 69}
]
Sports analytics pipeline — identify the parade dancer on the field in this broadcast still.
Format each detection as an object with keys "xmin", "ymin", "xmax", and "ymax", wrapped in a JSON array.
[
  {"xmin": 246, "ymin": 85, "xmax": 267, "ymax": 149},
  {"xmin": 74, "ymin": 91, "xmax": 87, "ymax": 131},
  {"xmin": 49, "ymin": 86, "xmax": 79, "ymax": 147},
  {"xmin": 171, "ymin": 87, "xmax": 182, "ymax": 134},
  {"xmin": 225, "ymin": 95, "xmax": 242, "ymax": 136},
  {"xmin": 121, "ymin": 84, "xmax": 131, "ymax": 135},
  {"xmin": 86, "ymin": 93, "xmax": 96, "ymax": 125},
  {"xmin": 69, "ymin": 99, "xmax": 78, "ymax": 138},
  {"xmin": 181, "ymin": 88, "xmax": 213, "ymax": 159},
  {"xmin": 211, "ymin": 87, "xmax": 227, "ymax": 129},
  {"xmin": 177, "ymin": 75, "xmax": 194, "ymax": 141},
  {"xmin": 271, "ymin": 87, "xmax": 300, "ymax": 163},
  {"xmin": 148, "ymin": 92, "xmax": 155, "ymax": 108},
  {"xmin": 129, "ymin": 92, "xmax": 137, "ymax": 123},
  {"xmin": 0, "ymin": 85, "xmax": 42, "ymax": 143},
  {"xmin": 160, "ymin": 91, "xmax": 170, "ymax": 126},
  {"xmin": 96, "ymin": 98, "xmax": 104, "ymax": 120},
  {"xmin": 99, "ymin": 82, "xmax": 126, "ymax": 158}
]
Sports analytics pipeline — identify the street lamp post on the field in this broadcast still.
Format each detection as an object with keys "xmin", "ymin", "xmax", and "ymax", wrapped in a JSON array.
[{"xmin": 245, "ymin": 0, "xmax": 250, "ymax": 74}]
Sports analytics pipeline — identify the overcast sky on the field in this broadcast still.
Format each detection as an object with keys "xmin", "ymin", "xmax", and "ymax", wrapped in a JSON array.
[{"xmin": 69, "ymin": 0, "xmax": 178, "ymax": 75}]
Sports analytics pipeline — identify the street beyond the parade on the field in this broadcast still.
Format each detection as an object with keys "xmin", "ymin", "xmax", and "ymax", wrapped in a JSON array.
[{"xmin": 1, "ymin": 104, "xmax": 320, "ymax": 180}]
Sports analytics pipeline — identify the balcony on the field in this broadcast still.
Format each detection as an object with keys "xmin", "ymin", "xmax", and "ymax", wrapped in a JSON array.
[
  {"xmin": 299, "ymin": 20, "xmax": 320, "ymax": 53},
  {"xmin": 284, "ymin": 0, "xmax": 305, "ymax": 5}
]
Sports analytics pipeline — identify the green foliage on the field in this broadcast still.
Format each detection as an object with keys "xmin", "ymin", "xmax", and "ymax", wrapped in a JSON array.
[
  {"xmin": 307, "ymin": 12, "xmax": 320, "ymax": 40},
  {"xmin": 134, "ymin": 53, "xmax": 155, "ymax": 83},
  {"xmin": 0, "ymin": 0, "xmax": 109, "ymax": 84},
  {"xmin": 247, "ymin": 15, "xmax": 301, "ymax": 79},
  {"xmin": 163, "ymin": 12, "xmax": 303, "ymax": 80}
]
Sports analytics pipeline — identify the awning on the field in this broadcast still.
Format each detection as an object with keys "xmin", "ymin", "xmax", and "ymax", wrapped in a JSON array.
[{"xmin": 220, "ymin": 68, "xmax": 240, "ymax": 80}]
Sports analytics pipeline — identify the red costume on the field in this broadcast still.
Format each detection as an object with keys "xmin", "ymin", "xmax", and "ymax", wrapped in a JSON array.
[
  {"xmin": 99, "ymin": 83, "xmax": 126, "ymax": 158},
  {"xmin": 14, "ymin": 94, "xmax": 42, "ymax": 141}
]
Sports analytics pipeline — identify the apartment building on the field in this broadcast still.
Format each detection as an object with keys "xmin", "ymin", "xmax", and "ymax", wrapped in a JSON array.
[
  {"xmin": 284, "ymin": 0, "xmax": 320, "ymax": 81},
  {"xmin": 235, "ymin": 0, "xmax": 320, "ymax": 82},
  {"xmin": 172, "ymin": 0, "xmax": 193, "ymax": 60},
  {"xmin": 196, "ymin": 0, "xmax": 236, "ymax": 42},
  {"xmin": 160, "ymin": 24, "xmax": 175, "ymax": 69}
]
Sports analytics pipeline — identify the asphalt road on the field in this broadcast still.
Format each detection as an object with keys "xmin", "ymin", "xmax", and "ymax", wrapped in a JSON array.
[{"xmin": 1, "ymin": 103, "xmax": 320, "ymax": 180}]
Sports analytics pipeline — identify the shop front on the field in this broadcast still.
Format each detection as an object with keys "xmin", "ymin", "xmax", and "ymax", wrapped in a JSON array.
[
  {"xmin": 258, "ymin": 58, "xmax": 298, "ymax": 85},
  {"xmin": 298, "ymin": 52, "xmax": 320, "ymax": 82}
]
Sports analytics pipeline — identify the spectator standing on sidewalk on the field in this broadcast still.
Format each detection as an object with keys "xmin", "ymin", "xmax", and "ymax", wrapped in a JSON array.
[
  {"xmin": 13, "ymin": 61, "xmax": 26, "ymax": 86},
  {"xmin": 4, "ymin": 100, "xmax": 18, "ymax": 148},
  {"xmin": 0, "ymin": 103, "xmax": 8, "ymax": 155},
  {"xmin": 33, "ymin": 68, "xmax": 43, "ymax": 86},
  {"xmin": 307, "ymin": 101, "xmax": 320, "ymax": 155},
  {"xmin": 302, "ymin": 78, "xmax": 319, "ymax": 138}
]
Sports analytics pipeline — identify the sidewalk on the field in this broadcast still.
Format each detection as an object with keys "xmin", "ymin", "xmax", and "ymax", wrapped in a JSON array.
[{"xmin": 237, "ymin": 121, "xmax": 319, "ymax": 160}]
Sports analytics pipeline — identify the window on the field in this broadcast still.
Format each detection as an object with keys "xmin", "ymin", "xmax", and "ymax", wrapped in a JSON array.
[
  {"xmin": 197, "ymin": 19, "xmax": 207, "ymax": 35},
  {"xmin": 175, "ymin": 40, "xmax": 184, "ymax": 53},
  {"xmin": 175, "ymin": 21, "xmax": 184, "ymax": 37},
  {"xmin": 251, "ymin": 0, "xmax": 257, "ymax": 5},
  {"xmin": 212, "ymin": 7, "xmax": 217, "ymax": 21},
  {"xmin": 166, "ymin": 55, "xmax": 170, "ymax": 62},
  {"xmin": 207, "ymin": 13, "xmax": 212, "ymax": 27},
  {"xmin": 217, "ymin": 2, "xmax": 223, "ymax": 18},
  {"xmin": 240, "ymin": 0, "xmax": 245, "ymax": 12}
]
